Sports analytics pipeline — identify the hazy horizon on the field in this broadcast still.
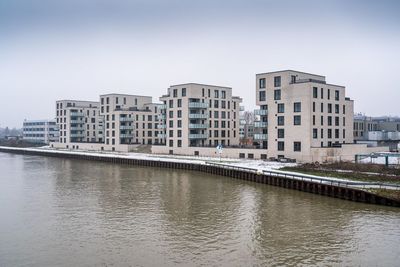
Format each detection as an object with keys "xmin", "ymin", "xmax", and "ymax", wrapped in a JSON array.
[{"xmin": 1, "ymin": 0, "xmax": 400, "ymax": 128}]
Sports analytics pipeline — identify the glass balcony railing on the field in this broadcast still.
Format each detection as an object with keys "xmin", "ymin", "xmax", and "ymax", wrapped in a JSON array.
[
  {"xmin": 254, "ymin": 121, "xmax": 268, "ymax": 128},
  {"xmin": 157, "ymin": 133, "xmax": 166, "ymax": 138},
  {"xmin": 188, "ymin": 113, "xmax": 208, "ymax": 119},
  {"xmin": 70, "ymin": 112, "xmax": 84, "ymax": 117},
  {"xmin": 70, "ymin": 126, "xmax": 84, "ymax": 131},
  {"xmin": 188, "ymin": 102, "xmax": 209, "ymax": 109},
  {"xmin": 70, "ymin": 120, "xmax": 83, "ymax": 124},
  {"xmin": 189, "ymin": 124, "xmax": 209, "ymax": 129},
  {"xmin": 253, "ymin": 134, "xmax": 268, "ymax": 140},
  {"xmin": 119, "ymin": 125, "xmax": 134, "ymax": 130},
  {"xmin": 189, "ymin": 134, "xmax": 208, "ymax": 139},
  {"xmin": 159, "ymin": 104, "xmax": 167, "ymax": 109},
  {"xmin": 254, "ymin": 109, "xmax": 268, "ymax": 116},
  {"xmin": 120, "ymin": 117, "xmax": 134, "ymax": 122},
  {"xmin": 120, "ymin": 133, "xmax": 134, "ymax": 138},
  {"xmin": 70, "ymin": 133, "xmax": 84, "ymax": 138},
  {"xmin": 157, "ymin": 124, "xmax": 166, "ymax": 129}
]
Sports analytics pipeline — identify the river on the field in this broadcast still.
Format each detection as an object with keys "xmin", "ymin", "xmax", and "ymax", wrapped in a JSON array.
[{"xmin": 0, "ymin": 152, "xmax": 399, "ymax": 266}]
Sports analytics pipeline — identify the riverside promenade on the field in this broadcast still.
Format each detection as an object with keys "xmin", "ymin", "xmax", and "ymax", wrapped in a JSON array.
[{"xmin": 1, "ymin": 146, "xmax": 399, "ymax": 207}]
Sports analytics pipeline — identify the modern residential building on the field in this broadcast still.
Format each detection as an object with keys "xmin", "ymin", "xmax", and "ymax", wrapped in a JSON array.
[
  {"xmin": 22, "ymin": 119, "xmax": 59, "ymax": 144},
  {"xmin": 353, "ymin": 113, "xmax": 378, "ymax": 141},
  {"xmin": 152, "ymin": 83, "xmax": 242, "ymax": 155},
  {"xmin": 99, "ymin": 94, "xmax": 164, "ymax": 149},
  {"xmin": 56, "ymin": 100, "xmax": 103, "ymax": 146}
]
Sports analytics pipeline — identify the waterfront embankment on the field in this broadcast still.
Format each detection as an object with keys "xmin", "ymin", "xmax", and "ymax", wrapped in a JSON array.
[{"xmin": 0, "ymin": 146, "xmax": 399, "ymax": 207}]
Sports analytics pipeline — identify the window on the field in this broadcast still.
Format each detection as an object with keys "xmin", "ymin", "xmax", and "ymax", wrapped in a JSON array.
[
  {"xmin": 177, "ymin": 99, "xmax": 182, "ymax": 107},
  {"xmin": 335, "ymin": 104, "xmax": 339, "ymax": 114},
  {"xmin": 221, "ymin": 91, "xmax": 226, "ymax": 99},
  {"xmin": 321, "ymin": 88, "xmax": 324, "ymax": 99},
  {"xmin": 343, "ymin": 129, "xmax": 346, "ymax": 139},
  {"xmin": 313, "ymin": 87, "xmax": 318, "ymax": 98},
  {"xmin": 182, "ymin": 88, "xmax": 186, "ymax": 97},
  {"xmin": 259, "ymin": 91, "xmax": 266, "ymax": 101},
  {"xmin": 328, "ymin": 129, "xmax": 332, "ymax": 139},
  {"xmin": 169, "ymin": 99, "xmax": 174, "ymax": 108},
  {"xmin": 294, "ymin": 142, "xmax": 301, "ymax": 152},
  {"xmin": 313, "ymin": 115, "xmax": 316, "ymax": 125},
  {"xmin": 274, "ymin": 89, "xmax": 281, "ymax": 100},
  {"xmin": 335, "ymin": 90, "xmax": 339, "ymax": 101},
  {"xmin": 321, "ymin": 129, "xmax": 324, "ymax": 138},
  {"xmin": 177, "ymin": 110, "xmax": 182, "ymax": 118},
  {"xmin": 259, "ymin": 78, "xmax": 266, "ymax": 88},
  {"xmin": 343, "ymin": 105, "xmax": 346, "ymax": 114},
  {"xmin": 335, "ymin": 129, "xmax": 339, "ymax": 138},
  {"xmin": 335, "ymin": 116, "xmax": 339, "ymax": 126},
  {"xmin": 178, "ymin": 120, "xmax": 182, "ymax": 128},
  {"xmin": 321, "ymin": 116, "xmax": 324, "ymax": 125},
  {"xmin": 169, "ymin": 140, "xmax": 173, "ymax": 147},
  {"xmin": 278, "ymin": 128, "xmax": 284, "ymax": 138},
  {"xmin": 214, "ymin": 90, "xmax": 219, "ymax": 98},
  {"xmin": 291, "ymin": 75, "xmax": 296, "ymax": 83},
  {"xmin": 328, "ymin": 116, "xmax": 332, "ymax": 126},
  {"xmin": 343, "ymin": 117, "xmax": 346, "ymax": 126},
  {"xmin": 278, "ymin": 103, "xmax": 285, "ymax": 113},
  {"xmin": 328, "ymin": 89, "xmax": 331, "ymax": 100},
  {"xmin": 313, "ymin": 128, "xmax": 318, "ymax": 139},
  {"xmin": 278, "ymin": 141, "xmax": 284, "ymax": 151},
  {"xmin": 277, "ymin": 116, "xmax": 284, "ymax": 126},
  {"xmin": 178, "ymin": 140, "xmax": 182, "ymax": 147},
  {"xmin": 294, "ymin": 102, "xmax": 301, "ymax": 112},
  {"xmin": 328, "ymin": 103, "xmax": 332, "ymax": 113},
  {"xmin": 321, "ymin": 103, "xmax": 324, "ymax": 113},
  {"xmin": 274, "ymin": 76, "xmax": 281, "ymax": 87},
  {"xmin": 173, "ymin": 89, "xmax": 178, "ymax": 97},
  {"xmin": 313, "ymin": 102, "xmax": 316, "ymax": 112},
  {"xmin": 294, "ymin": 115, "xmax": 301, "ymax": 125},
  {"xmin": 214, "ymin": 100, "xmax": 219, "ymax": 108}
]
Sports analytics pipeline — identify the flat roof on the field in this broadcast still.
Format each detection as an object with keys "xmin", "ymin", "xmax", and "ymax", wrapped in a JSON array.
[
  {"xmin": 169, "ymin": 83, "xmax": 232, "ymax": 89},
  {"xmin": 99, "ymin": 93, "xmax": 152, "ymax": 98},
  {"xmin": 56, "ymin": 99, "xmax": 99, "ymax": 103},
  {"xmin": 256, "ymin": 69, "xmax": 325, "ymax": 78}
]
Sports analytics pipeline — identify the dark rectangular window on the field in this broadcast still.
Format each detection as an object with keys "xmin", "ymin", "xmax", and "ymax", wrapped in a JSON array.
[
  {"xmin": 259, "ymin": 91, "xmax": 266, "ymax": 101},
  {"xmin": 328, "ymin": 103, "xmax": 332, "ymax": 113},
  {"xmin": 278, "ymin": 141, "xmax": 284, "ymax": 151},
  {"xmin": 328, "ymin": 129, "xmax": 332, "ymax": 139},
  {"xmin": 278, "ymin": 103, "xmax": 285, "ymax": 113},
  {"xmin": 321, "ymin": 103, "xmax": 324, "ymax": 113},
  {"xmin": 294, "ymin": 102, "xmax": 301, "ymax": 112},
  {"xmin": 321, "ymin": 116, "xmax": 324, "ymax": 125},
  {"xmin": 278, "ymin": 128, "xmax": 284, "ymax": 138},
  {"xmin": 173, "ymin": 89, "xmax": 178, "ymax": 97},
  {"xmin": 335, "ymin": 129, "xmax": 339, "ymax": 138},
  {"xmin": 321, "ymin": 88, "xmax": 324, "ymax": 99},
  {"xmin": 294, "ymin": 142, "xmax": 301, "ymax": 152},
  {"xmin": 259, "ymin": 78, "xmax": 266, "ymax": 88},
  {"xmin": 182, "ymin": 88, "xmax": 186, "ymax": 97},
  {"xmin": 313, "ymin": 115, "xmax": 316, "ymax": 125},
  {"xmin": 294, "ymin": 115, "xmax": 301, "ymax": 125},
  {"xmin": 274, "ymin": 76, "xmax": 281, "ymax": 87},
  {"xmin": 277, "ymin": 116, "xmax": 284, "ymax": 126},
  {"xmin": 313, "ymin": 128, "xmax": 318, "ymax": 139},
  {"xmin": 274, "ymin": 89, "xmax": 281, "ymax": 100},
  {"xmin": 328, "ymin": 89, "xmax": 331, "ymax": 99},
  {"xmin": 313, "ymin": 102, "xmax": 316, "ymax": 112},
  {"xmin": 313, "ymin": 87, "xmax": 318, "ymax": 98},
  {"xmin": 335, "ymin": 116, "xmax": 339, "ymax": 126},
  {"xmin": 335, "ymin": 90, "xmax": 339, "ymax": 100},
  {"xmin": 335, "ymin": 104, "xmax": 339, "ymax": 114},
  {"xmin": 321, "ymin": 129, "xmax": 324, "ymax": 138},
  {"xmin": 328, "ymin": 116, "xmax": 332, "ymax": 126},
  {"xmin": 343, "ymin": 105, "xmax": 346, "ymax": 114}
]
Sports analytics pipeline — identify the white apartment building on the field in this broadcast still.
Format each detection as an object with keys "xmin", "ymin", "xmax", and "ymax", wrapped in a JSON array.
[
  {"xmin": 22, "ymin": 119, "xmax": 59, "ymax": 144},
  {"xmin": 56, "ymin": 100, "xmax": 103, "ymax": 145},
  {"xmin": 153, "ymin": 83, "xmax": 242, "ymax": 155},
  {"xmin": 99, "ymin": 94, "xmax": 164, "ymax": 149},
  {"xmin": 255, "ymin": 70, "xmax": 357, "ymax": 162}
]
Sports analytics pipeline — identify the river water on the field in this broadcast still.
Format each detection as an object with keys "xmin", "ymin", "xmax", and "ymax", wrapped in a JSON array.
[{"xmin": 0, "ymin": 152, "xmax": 399, "ymax": 266}]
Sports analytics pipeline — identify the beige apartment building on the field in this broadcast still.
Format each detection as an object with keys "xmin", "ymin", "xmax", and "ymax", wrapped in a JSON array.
[
  {"xmin": 56, "ymin": 100, "xmax": 103, "ymax": 146},
  {"xmin": 152, "ymin": 83, "xmax": 242, "ymax": 155}
]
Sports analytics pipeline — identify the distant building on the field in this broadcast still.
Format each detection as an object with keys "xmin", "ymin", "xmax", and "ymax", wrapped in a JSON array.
[{"xmin": 22, "ymin": 119, "xmax": 59, "ymax": 144}]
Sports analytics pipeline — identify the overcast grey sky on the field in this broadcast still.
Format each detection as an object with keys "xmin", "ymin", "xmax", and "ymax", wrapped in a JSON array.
[{"xmin": 1, "ymin": 0, "xmax": 399, "ymax": 128}]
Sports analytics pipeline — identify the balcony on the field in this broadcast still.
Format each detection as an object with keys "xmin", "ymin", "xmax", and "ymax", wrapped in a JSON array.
[
  {"xmin": 188, "ymin": 102, "xmax": 209, "ymax": 109},
  {"xmin": 120, "ymin": 117, "xmax": 134, "ymax": 122},
  {"xmin": 157, "ymin": 124, "xmax": 166, "ymax": 129},
  {"xmin": 254, "ymin": 109, "xmax": 268, "ymax": 116},
  {"xmin": 70, "ymin": 133, "xmax": 84, "ymax": 138},
  {"xmin": 120, "ymin": 125, "xmax": 134, "ymax": 130},
  {"xmin": 189, "ymin": 134, "xmax": 208, "ymax": 139},
  {"xmin": 188, "ymin": 113, "xmax": 208, "ymax": 119},
  {"xmin": 157, "ymin": 133, "xmax": 166, "ymax": 138},
  {"xmin": 159, "ymin": 114, "xmax": 166, "ymax": 120},
  {"xmin": 253, "ymin": 134, "xmax": 268, "ymax": 140},
  {"xmin": 120, "ymin": 133, "xmax": 134, "ymax": 138},
  {"xmin": 159, "ymin": 104, "xmax": 167, "ymax": 109},
  {"xmin": 254, "ymin": 121, "xmax": 268, "ymax": 128},
  {"xmin": 189, "ymin": 123, "xmax": 208, "ymax": 129},
  {"xmin": 70, "ymin": 112, "xmax": 84, "ymax": 117},
  {"xmin": 70, "ymin": 126, "xmax": 84, "ymax": 131},
  {"xmin": 70, "ymin": 120, "xmax": 83, "ymax": 124}
]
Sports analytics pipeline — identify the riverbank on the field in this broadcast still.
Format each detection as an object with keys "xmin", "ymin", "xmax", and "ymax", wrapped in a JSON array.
[{"xmin": 0, "ymin": 146, "xmax": 399, "ymax": 207}]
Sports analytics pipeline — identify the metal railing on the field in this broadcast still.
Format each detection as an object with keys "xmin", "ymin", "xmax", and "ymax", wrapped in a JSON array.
[
  {"xmin": 204, "ymin": 162, "xmax": 400, "ymax": 190},
  {"xmin": 254, "ymin": 109, "xmax": 268, "ymax": 116},
  {"xmin": 188, "ymin": 102, "xmax": 209, "ymax": 109}
]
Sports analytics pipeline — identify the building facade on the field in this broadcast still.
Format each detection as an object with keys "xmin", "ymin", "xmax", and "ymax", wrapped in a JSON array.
[
  {"xmin": 22, "ymin": 119, "xmax": 59, "ymax": 144},
  {"xmin": 156, "ymin": 83, "xmax": 242, "ymax": 154},
  {"xmin": 255, "ymin": 70, "xmax": 354, "ymax": 161}
]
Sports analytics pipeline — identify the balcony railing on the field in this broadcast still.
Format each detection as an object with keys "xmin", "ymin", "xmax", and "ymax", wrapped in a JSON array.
[
  {"xmin": 157, "ymin": 124, "xmax": 166, "ymax": 129},
  {"xmin": 157, "ymin": 133, "xmax": 166, "ymax": 138},
  {"xmin": 70, "ymin": 112, "xmax": 84, "ymax": 117},
  {"xmin": 188, "ymin": 102, "xmax": 209, "ymax": 109},
  {"xmin": 70, "ymin": 133, "xmax": 84, "ymax": 138},
  {"xmin": 254, "ymin": 121, "xmax": 268, "ymax": 128},
  {"xmin": 160, "ymin": 114, "xmax": 166, "ymax": 120},
  {"xmin": 70, "ymin": 120, "xmax": 83, "ymax": 124},
  {"xmin": 189, "ymin": 134, "xmax": 208, "ymax": 139},
  {"xmin": 70, "ymin": 126, "xmax": 84, "ymax": 131},
  {"xmin": 189, "ymin": 123, "xmax": 209, "ymax": 129},
  {"xmin": 188, "ymin": 113, "xmax": 208, "ymax": 119},
  {"xmin": 253, "ymin": 134, "xmax": 268, "ymax": 140},
  {"xmin": 159, "ymin": 104, "xmax": 167, "ymax": 109},
  {"xmin": 120, "ymin": 134, "xmax": 134, "ymax": 138},
  {"xmin": 120, "ymin": 125, "xmax": 134, "ymax": 130},
  {"xmin": 254, "ymin": 109, "xmax": 268, "ymax": 116},
  {"xmin": 120, "ymin": 117, "xmax": 134, "ymax": 122}
]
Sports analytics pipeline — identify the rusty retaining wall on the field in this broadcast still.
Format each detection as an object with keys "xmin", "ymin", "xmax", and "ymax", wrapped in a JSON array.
[{"xmin": 1, "ymin": 148, "xmax": 399, "ymax": 207}]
